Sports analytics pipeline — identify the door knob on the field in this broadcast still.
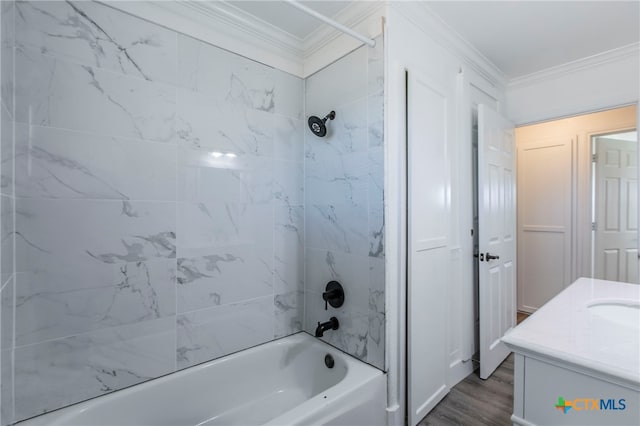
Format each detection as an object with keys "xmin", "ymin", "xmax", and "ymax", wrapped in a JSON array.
[{"xmin": 485, "ymin": 253, "xmax": 500, "ymax": 261}]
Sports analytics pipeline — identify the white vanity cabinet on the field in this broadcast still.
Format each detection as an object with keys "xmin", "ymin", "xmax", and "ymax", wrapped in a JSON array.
[
  {"xmin": 511, "ymin": 353, "xmax": 638, "ymax": 425},
  {"xmin": 503, "ymin": 278, "xmax": 640, "ymax": 426}
]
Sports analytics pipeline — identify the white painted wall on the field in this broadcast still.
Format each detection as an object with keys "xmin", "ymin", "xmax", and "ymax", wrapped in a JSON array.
[{"xmin": 506, "ymin": 44, "xmax": 639, "ymax": 125}]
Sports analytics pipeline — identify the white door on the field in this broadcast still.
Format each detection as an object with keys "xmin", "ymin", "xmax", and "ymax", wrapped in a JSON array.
[
  {"xmin": 478, "ymin": 105, "xmax": 516, "ymax": 379},
  {"xmin": 594, "ymin": 137, "xmax": 638, "ymax": 283},
  {"xmin": 407, "ymin": 69, "xmax": 452, "ymax": 425}
]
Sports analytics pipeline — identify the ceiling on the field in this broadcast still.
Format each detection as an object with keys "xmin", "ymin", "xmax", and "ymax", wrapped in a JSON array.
[
  {"xmin": 224, "ymin": 1, "xmax": 639, "ymax": 80},
  {"xmin": 426, "ymin": 1, "xmax": 640, "ymax": 78}
]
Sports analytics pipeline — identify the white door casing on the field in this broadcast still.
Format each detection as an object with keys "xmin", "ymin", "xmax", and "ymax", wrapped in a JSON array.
[
  {"xmin": 407, "ymin": 69, "xmax": 452, "ymax": 425},
  {"xmin": 594, "ymin": 137, "xmax": 639, "ymax": 283},
  {"xmin": 478, "ymin": 104, "xmax": 516, "ymax": 380}
]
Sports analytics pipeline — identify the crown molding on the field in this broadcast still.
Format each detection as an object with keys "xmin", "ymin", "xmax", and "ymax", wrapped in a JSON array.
[
  {"xmin": 508, "ymin": 42, "xmax": 640, "ymax": 89},
  {"xmin": 303, "ymin": 1, "xmax": 385, "ymax": 58},
  {"xmin": 104, "ymin": 0, "xmax": 304, "ymax": 75},
  {"xmin": 187, "ymin": 1, "xmax": 304, "ymax": 57},
  {"xmin": 104, "ymin": 0, "xmax": 384, "ymax": 78},
  {"xmin": 390, "ymin": 2, "xmax": 507, "ymax": 89}
]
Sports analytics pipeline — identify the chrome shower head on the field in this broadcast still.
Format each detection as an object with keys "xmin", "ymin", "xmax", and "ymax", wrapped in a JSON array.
[{"xmin": 307, "ymin": 111, "xmax": 336, "ymax": 137}]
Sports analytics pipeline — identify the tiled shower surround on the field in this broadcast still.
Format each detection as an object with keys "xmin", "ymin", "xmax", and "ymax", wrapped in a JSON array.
[
  {"xmin": 304, "ymin": 41, "xmax": 385, "ymax": 368},
  {"xmin": 0, "ymin": 1, "xmax": 384, "ymax": 423}
]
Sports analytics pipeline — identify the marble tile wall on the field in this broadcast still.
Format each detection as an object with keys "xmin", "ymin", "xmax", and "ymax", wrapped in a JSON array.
[
  {"xmin": 303, "ymin": 38, "xmax": 385, "ymax": 370},
  {"xmin": 0, "ymin": 1, "xmax": 385, "ymax": 422},
  {"xmin": 5, "ymin": 1, "xmax": 304, "ymax": 422},
  {"xmin": 1, "ymin": 1, "xmax": 15, "ymax": 424}
]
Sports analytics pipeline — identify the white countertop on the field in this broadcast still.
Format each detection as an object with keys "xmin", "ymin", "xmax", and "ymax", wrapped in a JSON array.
[{"xmin": 502, "ymin": 277, "xmax": 640, "ymax": 386}]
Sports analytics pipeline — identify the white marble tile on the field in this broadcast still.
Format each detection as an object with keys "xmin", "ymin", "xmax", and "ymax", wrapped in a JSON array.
[
  {"xmin": 177, "ymin": 245, "xmax": 273, "ymax": 314},
  {"xmin": 329, "ymin": 312, "xmax": 369, "ymax": 362},
  {"xmin": 1, "ymin": 195, "xmax": 13, "ymax": 287},
  {"xmin": 15, "ymin": 46, "xmax": 176, "ymax": 143},
  {"xmin": 177, "ymin": 202, "xmax": 273, "ymax": 254},
  {"xmin": 305, "ymin": 152, "xmax": 368, "ymax": 207},
  {"xmin": 274, "ymin": 291, "xmax": 302, "ymax": 339},
  {"xmin": 304, "ymin": 296, "xmax": 369, "ymax": 363},
  {"xmin": 14, "ymin": 317, "xmax": 176, "ymax": 422},
  {"xmin": 15, "ymin": 258, "xmax": 176, "ymax": 346},
  {"xmin": 15, "ymin": 124, "xmax": 177, "ymax": 200},
  {"xmin": 302, "ymin": 38, "xmax": 385, "ymax": 371},
  {"xmin": 1, "ymin": 0, "xmax": 14, "ymax": 115},
  {"xmin": 306, "ymin": 45, "xmax": 367, "ymax": 115},
  {"xmin": 274, "ymin": 115, "xmax": 304, "ymax": 161},
  {"xmin": 305, "ymin": 98, "xmax": 368, "ymax": 159},
  {"xmin": 369, "ymin": 207, "xmax": 384, "ymax": 259},
  {"xmin": 367, "ymin": 258, "xmax": 385, "ymax": 370},
  {"xmin": 368, "ymin": 145, "xmax": 384, "ymax": 208},
  {"xmin": 369, "ymin": 257, "xmax": 385, "ymax": 311},
  {"xmin": 176, "ymin": 296, "xmax": 274, "ymax": 369},
  {"xmin": 304, "ymin": 249, "xmax": 370, "ymax": 313},
  {"xmin": 368, "ymin": 145, "xmax": 384, "ymax": 258},
  {"xmin": 177, "ymin": 35, "xmax": 274, "ymax": 112},
  {"xmin": 15, "ymin": 1, "xmax": 177, "ymax": 84},
  {"xmin": 15, "ymin": 198, "xmax": 176, "ymax": 267},
  {"xmin": 176, "ymin": 89, "xmax": 273, "ymax": 156},
  {"xmin": 1, "ymin": 101, "xmax": 13, "ymax": 195},
  {"xmin": 305, "ymin": 204, "xmax": 369, "ymax": 256},
  {"xmin": 274, "ymin": 205, "xmax": 303, "ymax": 295},
  {"xmin": 274, "ymin": 160, "xmax": 303, "ymax": 206},
  {"xmin": 368, "ymin": 35, "xmax": 384, "ymax": 96},
  {"xmin": 1, "ymin": 275, "xmax": 15, "ymax": 425},
  {"xmin": 330, "ymin": 98, "xmax": 368, "ymax": 153},
  {"xmin": 1, "ymin": 347, "xmax": 13, "ymax": 426},
  {"xmin": 367, "ymin": 311, "xmax": 385, "ymax": 370},
  {"xmin": 178, "ymin": 148, "xmax": 273, "ymax": 204},
  {"xmin": 305, "ymin": 98, "xmax": 368, "ymax": 208},
  {"xmin": 1, "ymin": 275, "xmax": 13, "ymax": 351},
  {"xmin": 273, "ymin": 69, "xmax": 303, "ymax": 119},
  {"xmin": 368, "ymin": 92, "xmax": 384, "ymax": 148}
]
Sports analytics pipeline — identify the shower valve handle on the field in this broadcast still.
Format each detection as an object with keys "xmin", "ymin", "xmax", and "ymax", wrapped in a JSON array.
[{"xmin": 322, "ymin": 281, "xmax": 345, "ymax": 310}]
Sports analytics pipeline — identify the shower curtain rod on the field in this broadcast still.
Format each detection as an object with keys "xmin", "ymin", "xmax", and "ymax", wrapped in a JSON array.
[{"xmin": 286, "ymin": 1, "xmax": 376, "ymax": 47}]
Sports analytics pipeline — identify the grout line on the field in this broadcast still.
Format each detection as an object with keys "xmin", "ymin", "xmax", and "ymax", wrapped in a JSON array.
[
  {"xmin": 177, "ymin": 293, "xmax": 274, "ymax": 318},
  {"xmin": 12, "ymin": 313, "xmax": 177, "ymax": 351},
  {"xmin": 16, "ymin": 122, "xmax": 182, "ymax": 148}
]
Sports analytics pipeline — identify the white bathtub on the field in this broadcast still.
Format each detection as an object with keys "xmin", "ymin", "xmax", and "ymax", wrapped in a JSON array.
[{"xmin": 18, "ymin": 333, "xmax": 386, "ymax": 426}]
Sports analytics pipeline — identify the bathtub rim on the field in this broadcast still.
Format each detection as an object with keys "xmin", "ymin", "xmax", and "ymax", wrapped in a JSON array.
[{"xmin": 16, "ymin": 331, "xmax": 385, "ymax": 426}]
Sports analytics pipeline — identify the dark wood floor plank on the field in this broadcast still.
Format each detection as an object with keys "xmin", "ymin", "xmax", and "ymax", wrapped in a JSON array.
[{"xmin": 418, "ymin": 354, "xmax": 514, "ymax": 426}]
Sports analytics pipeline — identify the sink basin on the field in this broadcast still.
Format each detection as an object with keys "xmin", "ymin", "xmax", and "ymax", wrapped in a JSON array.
[{"xmin": 588, "ymin": 301, "xmax": 640, "ymax": 329}]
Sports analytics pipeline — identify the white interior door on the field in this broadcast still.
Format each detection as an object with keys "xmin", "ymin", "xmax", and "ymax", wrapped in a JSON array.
[
  {"xmin": 407, "ymin": 69, "xmax": 452, "ymax": 425},
  {"xmin": 516, "ymin": 137, "xmax": 573, "ymax": 312},
  {"xmin": 478, "ymin": 104, "xmax": 516, "ymax": 379},
  {"xmin": 594, "ymin": 137, "xmax": 639, "ymax": 283}
]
